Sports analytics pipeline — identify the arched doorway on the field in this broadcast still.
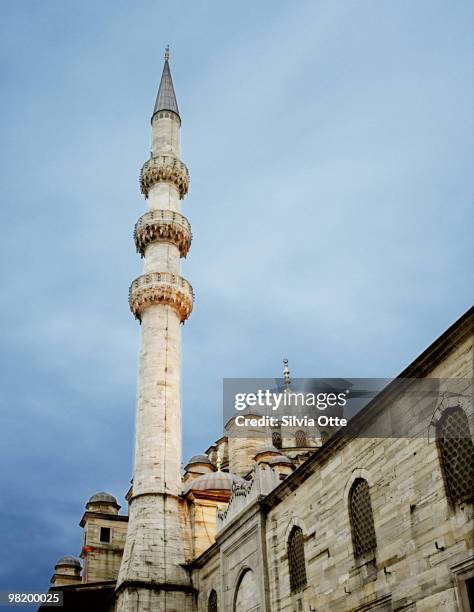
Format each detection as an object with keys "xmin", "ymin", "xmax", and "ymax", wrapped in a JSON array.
[{"xmin": 234, "ymin": 568, "xmax": 260, "ymax": 612}]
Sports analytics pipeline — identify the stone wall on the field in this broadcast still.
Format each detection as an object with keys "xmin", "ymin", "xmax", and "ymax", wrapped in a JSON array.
[
  {"xmin": 266, "ymin": 332, "xmax": 473, "ymax": 611},
  {"xmin": 82, "ymin": 515, "xmax": 128, "ymax": 583},
  {"xmin": 191, "ymin": 313, "xmax": 473, "ymax": 611}
]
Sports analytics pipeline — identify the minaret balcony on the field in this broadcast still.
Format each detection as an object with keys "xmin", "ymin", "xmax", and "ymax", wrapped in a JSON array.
[
  {"xmin": 134, "ymin": 210, "xmax": 192, "ymax": 258},
  {"xmin": 129, "ymin": 272, "xmax": 194, "ymax": 323},
  {"xmin": 140, "ymin": 154, "xmax": 189, "ymax": 199}
]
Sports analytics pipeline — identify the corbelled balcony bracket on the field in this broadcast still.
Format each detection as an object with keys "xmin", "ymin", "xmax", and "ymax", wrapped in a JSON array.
[
  {"xmin": 134, "ymin": 210, "xmax": 192, "ymax": 258},
  {"xmin": 129, "ymin": 272, "xmax": 194, "ymax": 323},
  {"xmin": 140, "ymin": 154, "xmax": 189, "ymax": 199}
]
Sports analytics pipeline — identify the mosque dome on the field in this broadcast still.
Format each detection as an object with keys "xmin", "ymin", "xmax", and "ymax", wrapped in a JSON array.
[
  {"xmin": 88, "ymin": 492, "xmax": 118, "ymax": 505},
  {"xmin": 86, "ymin": 492, "xmax": 120, "ymax": 514},
  {"xmin": 255, "ymin": 445, "xmax": 280, "ymax": 455},
  {"xmin": 254, "ymin": 446, "xmax": 281, "ymax": 461},
  {"xmin": 184, "ymin": 471, "xmax": 245, "ymax": 494},
  {"xmin": 55, "ymin": 556, "xmax": 81, "ymax": 568},
  {"xmin": 185, "ymin": 454, "xmax": 213, "ymax": 467},
  {"xmin": 224, "ymin": 403, "xmax": 269, "ymax": 430}
]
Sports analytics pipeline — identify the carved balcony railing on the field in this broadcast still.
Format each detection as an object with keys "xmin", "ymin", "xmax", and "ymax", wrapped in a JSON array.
[
  {"xmin": 129, "ymin": 272, "xmax": 194, "ymax": 323},
  {"xmin": 134, "ymin": 210, "xmax": 192, "ymax": 258},
  {"xmin": 140, "ymin": 154, "xmax": 189, "ymax": 199}
]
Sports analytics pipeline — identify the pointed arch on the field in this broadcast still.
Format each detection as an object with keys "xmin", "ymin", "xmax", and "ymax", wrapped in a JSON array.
[
  {"xmin": 436, "ymin": 405, "xmax": 474, "ymax": 504},
  {"xmin": 233, "ymin": 567, "xmax": 260, "ymax": 612},
  {"xmin": 208, "ymin": 588, "xmax": 218, "ymax": 612},
  {"xmin": 295, "ymin": 430, "xmax": 307, "ymax": 447},
  {"xmin": 287, "ymin": 525, "xmax": 307, "ymax": 593},
  {"xmin": 348, "ymin": 478, "xmax": 377, "ymax": 560}
]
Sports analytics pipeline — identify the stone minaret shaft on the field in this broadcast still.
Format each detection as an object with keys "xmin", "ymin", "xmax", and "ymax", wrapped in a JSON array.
[{"xmin": 116, "ymin": 50, "xmax": 195, "ymax": 611}]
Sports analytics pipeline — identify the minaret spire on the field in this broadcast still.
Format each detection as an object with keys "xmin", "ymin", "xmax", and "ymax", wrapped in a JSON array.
[
  {"xmin": 116, "ymin": 51, "xmax": 194, "ymax": 611},
  {"xmin": 152, "ymin": 45, "xmax": 180, "ymax": 120}
]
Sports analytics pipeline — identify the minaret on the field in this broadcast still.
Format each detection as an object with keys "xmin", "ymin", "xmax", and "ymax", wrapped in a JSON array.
[{"xmin": 116, "ymin": 48, "xmax": 195, "ymax": 611}]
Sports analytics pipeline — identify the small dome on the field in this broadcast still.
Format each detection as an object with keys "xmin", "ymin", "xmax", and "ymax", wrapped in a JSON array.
[
  {"xmin": 268, "ymin": 455, "xmax": 293, "ymax": 465},
  {"xmin": 56, "ymin": 556, "xmax": 81, "ymax": 568},
  {"xmin": 184, "ymin": 471, "xmax": 245, "ymax": 494},
  {"xmin": 185, "ymin": 454, "xmax": 212, "ymax": 466},
  {"xmin": 88, "ymin": 492, "xmax": 118, "ymax": 505}
]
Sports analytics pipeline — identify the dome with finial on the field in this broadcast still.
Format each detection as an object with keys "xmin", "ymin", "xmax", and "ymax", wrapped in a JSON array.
[{"xmin": 225, "ymin": 359, "xmax": 294, "ymax": 429}]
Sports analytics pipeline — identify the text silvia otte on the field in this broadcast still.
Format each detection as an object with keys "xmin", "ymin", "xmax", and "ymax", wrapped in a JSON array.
[{"xmin": 233, "ymin": 415, "xmax": 348, "ymax": 427}]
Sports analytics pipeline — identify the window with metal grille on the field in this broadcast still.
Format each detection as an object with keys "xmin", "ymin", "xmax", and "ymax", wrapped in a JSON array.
[
  {"xmin": 349, "ymin": 478, "xmax": 377, "ymax": 559},
  {"xmin": 272, "ymin": 430, "xmax": 282, "ymax": 449},
  {"xmin": 208, "ymin": 589, "xmax": 217, "ymax": 612},
  {"xmin": 287, "ymin": 526, "xmax": 307, "ymax": 592},
  {"xmin": 295, "ymin": 430, "xmax": 307, "ymax": 447},
  {"xmin": 437, "ymin": 406, "xmax": 474, "ymax": 504}
]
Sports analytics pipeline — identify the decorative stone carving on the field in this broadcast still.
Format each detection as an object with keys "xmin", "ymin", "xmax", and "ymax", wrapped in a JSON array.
[
  {"xmin": 129, "ymin": 272, "xmax": 194, "ymax": 322},
  {"xmin": 216, "ymin": 466, "xmax": 280, "ymax": 532},
  {"xmin": 233, "ymin": 481, "xmax": 253, "ymax": 496},
  {"xmin": 134, "ymin": 210, "xmax": 192, "ymax": 258},
  {"xmin": 140, "ymin": 154, "xmax": 189, "ymax": 199}
]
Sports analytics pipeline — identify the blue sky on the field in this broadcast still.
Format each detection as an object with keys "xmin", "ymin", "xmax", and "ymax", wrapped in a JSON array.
[{"xmin": 0, "ymin": 0, "xmax": 472, "ymax": 595}]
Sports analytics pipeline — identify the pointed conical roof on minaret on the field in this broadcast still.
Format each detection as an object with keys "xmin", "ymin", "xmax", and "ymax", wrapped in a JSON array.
[{"xmin": 152, "ymin": 45, "xmax": 180, "ymax": 119}]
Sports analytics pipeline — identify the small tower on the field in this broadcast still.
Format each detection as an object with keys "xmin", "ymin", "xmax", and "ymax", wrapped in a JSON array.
[
  {"xmin": 80, "ymin": 492, "xmax": 128, "ymax": 584},
  {"xmin": 50, "ymin": 557, "xmax": 82, "ymax": 587},
  {"xmin": 115, "ymin": 48, "xmax": 195, "ymax": 610},
  {"xmin": 183, "ymin": 454, "xmax": 215, "ymax": 484}
]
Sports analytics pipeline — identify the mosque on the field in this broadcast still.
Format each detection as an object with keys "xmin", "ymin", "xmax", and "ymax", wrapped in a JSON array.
[{"xmin": 42, "ymin": 50, "xmax": 474, "ymax": 611}]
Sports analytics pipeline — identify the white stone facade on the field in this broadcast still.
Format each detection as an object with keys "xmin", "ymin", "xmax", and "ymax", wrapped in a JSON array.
[{"xmin": 190, "ymin": 313, "xmax": 473, "ymax": 612}]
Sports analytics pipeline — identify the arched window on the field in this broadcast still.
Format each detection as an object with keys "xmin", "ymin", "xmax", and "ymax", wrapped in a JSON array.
[
  {"xmin": 295, "ymin": 430, "xmax": 307, "ymax": 447},
  {"xmin": 349, "ymin": 478, "xmax": 377, "ymax": 559},
  {"xmin": 208, "ymin": 589, "xmax": 218, "ymax": 612},
  {"xmin": 287, "ymin": 526, "xmax": 307, "ymax": 593},
  {"xmin": 320, "ymin": 430, "xmax": 329, "ymax": 443},
  {"xmin": 437, "ymin": 406, "xmax": 474, "ymax": 504},
  {"xmin": 272, "ymin": 430, "xmax": 282, "ymax": 449}
]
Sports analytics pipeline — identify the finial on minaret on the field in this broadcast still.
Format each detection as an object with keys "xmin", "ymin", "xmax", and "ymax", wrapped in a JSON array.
[
  {"xmin": 283, "ymin": 358, "xmax": 291, "ymax": 392},
  {"xmin": 152, "ymin": 45, "xmax": 180, "ymax": 120}
]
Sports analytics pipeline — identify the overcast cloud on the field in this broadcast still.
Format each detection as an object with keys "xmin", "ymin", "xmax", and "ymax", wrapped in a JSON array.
[{"xmin": 0, "ymin": 0, "xmax": 472, "ymax": 595}]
